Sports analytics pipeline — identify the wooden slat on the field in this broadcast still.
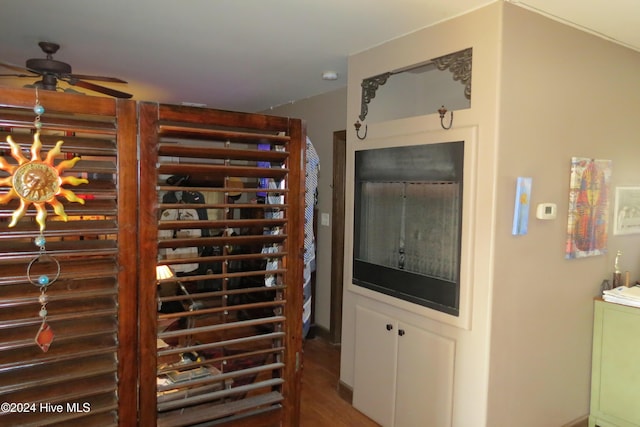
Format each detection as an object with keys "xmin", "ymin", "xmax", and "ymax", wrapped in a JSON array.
[
  {"xmin": 158, "ymin": 218, "xmax": 286, "ymax": 230},
  {"xmin": 159, "ymin": 123, "xmax": 290, "ymax": 143},
  {"xmin": 158, "ymin": 287, "xmax": 284, "ymax": 307},
  {"xmin": 157, "ymin": 285, "xmax": 284, "ymax": 307},
  {"xmin": 157, "ymin": 391, "xmax": 283, "ymax": 427},
  {"xmin": 158, "ymin": 143, "xmax": 289, "ymax": 162},
  {"xmin": 0, "ymin": 262, "xmax": 117, "ymax": 279},
  {"xmin": 0, "ymin": 112, "xmax": 116, "ymax": 135},
  {"xmin": 157, "ymin": 362, "xmax": 284, "ymax": 395},
  {"xmin": 0, "ymin": 133, "xmax": 117, "ymax": 156},
  {"xmin": 0, "ymin": 317, "xmax": 116, "ymax": 352},
  {"xmin": 0, "ymin": 219, "xmax": 118, "ymax": 239},
  {"xmin": 157, "ymin": 163, "xmax": 289, "ymax": 180},
  {"xmin": 157, "ymin": 234, "xmax": 287, "ymax": 249},
  {"xmin": 0, "ymin": 353, "xmax": 116, "ymax": 394},
  {"xmin": 158, "ymin": 317, "xmax": 285, "ymax": 342},
  {"xmin": 157, "ymin": 378, "xmax": 284, "ymax": 413},
  {"xmin": 156, "ymin": 252, "xmax": 287, "ymax": 269},
  {"xmin": 0, "ymin": 199, "xmax": 118, "ymax": 217},
  {"xmin": 156, "ymin": 347, "xmax": 283, "ymax": 376},
  {"xmin": 0, "ymin": 392, "xmax": 118, "ymax": 427},
  {"xmin": 0, "ymin": 87, "xmax": 117, "ymax": 116},
  {"xmin": 0, "ymin": 239, "xmax": 118, "ymax": 260},
  {"xmin": 0, "ymin": 287, "xmax": 117, "ymax": 312},
  {"xmin": 158, "ymin": 202, "xmax": 287, "ymax": 210},
  {"xmin": 157, "ymin": 103, "xmax": 292, "ymax": 131}
]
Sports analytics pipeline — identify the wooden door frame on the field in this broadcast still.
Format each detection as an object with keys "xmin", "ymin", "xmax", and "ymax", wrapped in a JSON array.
[{"xmin": 329, "ymin": 130, "xmax": 346, "ymax": 344}]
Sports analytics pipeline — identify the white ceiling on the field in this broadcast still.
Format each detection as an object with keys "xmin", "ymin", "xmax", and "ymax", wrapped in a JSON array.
[{"xmin": 1, "ymin": 0, "xmax": 639, "ymax": 112}]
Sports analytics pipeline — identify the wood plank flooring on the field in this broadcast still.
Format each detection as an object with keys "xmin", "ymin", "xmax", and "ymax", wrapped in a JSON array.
[{"xmin": 300, "ymin": 337, "xmax": 379, "ymax": 427}]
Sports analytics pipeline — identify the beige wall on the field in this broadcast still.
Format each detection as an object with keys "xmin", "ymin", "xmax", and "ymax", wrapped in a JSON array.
[
  {"xmin": 265, "ymin": 87, "xmax": 347, "ymax": 331},
  {"xmin": 342, "ymin": 2, "xmax": 640, "ymax": 426},
  {"xmin": 268, "ymin": 3, "xmax": 640, "ymax": 425},
  {"xmin": 487, "ymin": 4, "xmax": 640, "ymax": 426},
  {"xmin": 342, "ymin": 3, "xmax": 502, "ymax": 426}
]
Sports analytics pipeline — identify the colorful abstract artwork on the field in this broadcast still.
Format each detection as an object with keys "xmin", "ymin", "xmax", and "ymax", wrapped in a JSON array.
[
  {"xmin": 512, "ymin": 177, "xmax": 532, "ymax": 235},
  {"xmin": 565, "ymin": 157, "xmax": 612, "ymax": 259}
]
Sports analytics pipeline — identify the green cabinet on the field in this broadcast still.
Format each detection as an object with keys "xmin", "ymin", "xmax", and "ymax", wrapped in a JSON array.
[{"xmin": 589, "ymin": 299, "xmax": 640, "ymax": 427}]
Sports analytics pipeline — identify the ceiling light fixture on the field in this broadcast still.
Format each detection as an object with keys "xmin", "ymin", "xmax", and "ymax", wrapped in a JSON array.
[{"xmin": 322, "ymin": 71, "xmax": 338, "ymax": 81}]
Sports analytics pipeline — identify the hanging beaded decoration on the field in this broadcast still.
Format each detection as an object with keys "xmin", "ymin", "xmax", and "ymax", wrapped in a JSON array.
[
  {"xmin": 28, "ymin": 234, "xmax": 61, "ymax": 352},
  {"xmin": 0, "ymin": 89, "xmax": 88, "ymax": 351}
]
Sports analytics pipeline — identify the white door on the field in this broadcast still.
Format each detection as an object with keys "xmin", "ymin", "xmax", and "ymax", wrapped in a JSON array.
[
  {"xmin": 395, "ymin": 322, "xmax": 455, "ymax": 427},
  {"xmin": 353, "ymin": 305, "xmax": 398, "ymax": 427}
]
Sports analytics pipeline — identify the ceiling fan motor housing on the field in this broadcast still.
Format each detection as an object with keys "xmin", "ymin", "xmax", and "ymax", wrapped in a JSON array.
[
  {"xmin": 37, "ymin": 74, "xmax": 59, "ymax": 91},
  {"xmin": 26, "ymin": 58, "xmax": 72, "ymax": 75}
]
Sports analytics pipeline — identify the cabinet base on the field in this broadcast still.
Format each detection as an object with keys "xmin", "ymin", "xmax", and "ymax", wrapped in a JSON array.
[{"xmin": 337, "ymin": 380, "xmax": 353, "ymax": 404}]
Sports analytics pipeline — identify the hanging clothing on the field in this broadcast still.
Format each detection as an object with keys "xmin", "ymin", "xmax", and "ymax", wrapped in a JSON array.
[
  {"xmin": 303, "ymin": 137, "xmax": 319, "ymax": 338},
  {"xmin": 304, "ymin": 137, "xmax": 320, "ymax": 266},
  {"xmin": 158, "ymin": 190, "xmax": 209, "ymax": 274}
]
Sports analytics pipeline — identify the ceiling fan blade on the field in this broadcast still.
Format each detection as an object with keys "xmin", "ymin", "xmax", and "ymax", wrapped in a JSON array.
[
  {"xmin": 0, "ymin": 59, "xmax": 40, "ymax": 76},
  {"xmin": 66, "ymin": 73, "xmax": 128, "ymax": 84},
  {"xmin": 65, "ymin": 77, "xmax": 133, "ymax": 99},
  {"xmin": 0, "ymin": 73, "xmax": 39, "ymax": 78}
]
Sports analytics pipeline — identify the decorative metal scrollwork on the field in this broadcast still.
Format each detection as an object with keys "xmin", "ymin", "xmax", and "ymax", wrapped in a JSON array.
[
  {"xmin": 358, "ymin": 72, "xmax": 391, "ymax": 122},
  {"xmin": 432, "ymin": 48, "xmax": 472, "ymax": 100},
  {"xmin": 354, "ymin": 47, "xmax": 472, "ymax": 138},
  {"xmin": 355, "ymin": 72, "xmax": 391, "ymax": 139}
]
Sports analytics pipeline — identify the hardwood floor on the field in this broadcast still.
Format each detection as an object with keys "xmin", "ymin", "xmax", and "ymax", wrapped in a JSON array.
[{"xmin": 300, "ymin": 337, "xmax": 379, "ymax": 427}]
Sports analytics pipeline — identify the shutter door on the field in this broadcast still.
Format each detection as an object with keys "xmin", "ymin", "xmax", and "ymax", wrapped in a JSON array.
[
  {"xmin": 0, "ymin": 88, "xmax": 137, "ymax": 426},
  {"xmin": 138, "ymin": 103, "xmax": 305, "ymax": 427}
]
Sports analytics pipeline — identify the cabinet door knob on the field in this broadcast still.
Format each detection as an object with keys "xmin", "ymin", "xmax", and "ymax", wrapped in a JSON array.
[
  {"xmin": 386, "ymin": 324, "xmax": 393, "ymax": 331},
  {"xmin": 398, "ymin": 329, "xmax": 405, "ymax": 336}
]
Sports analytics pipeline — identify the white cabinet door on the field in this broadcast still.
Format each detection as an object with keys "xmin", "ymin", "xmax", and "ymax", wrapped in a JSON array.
[
  {"xmin": 353, "ymin": 305, "xmax": 398, "ymax": 427},
  {"xmin": 353, "ymin": 304, "xmax": 456, "ymax": 427},
  {"xmin": 395, "ymin": 322, "xmax": 455, "ymax": 427}
]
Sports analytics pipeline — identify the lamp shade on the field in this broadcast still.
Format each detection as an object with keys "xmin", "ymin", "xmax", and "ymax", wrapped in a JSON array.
[{"xmin": 156, "ymin": 265, "xmax": 174, "ymax": 280}]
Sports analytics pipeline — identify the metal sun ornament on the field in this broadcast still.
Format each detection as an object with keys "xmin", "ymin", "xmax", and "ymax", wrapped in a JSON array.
[
  {"xmin": 0, "ymin": 133, "xmax": 88, "ymax": 231},
  {"xmin": 0, "ymin": 90, "xmax": 88, "ymax": 351}
]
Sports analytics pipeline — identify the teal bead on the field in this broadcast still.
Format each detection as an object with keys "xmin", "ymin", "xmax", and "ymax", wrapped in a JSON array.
[
  {"xmin": 34, "ymin": 121, "xmax": 42, "ymax": 129},
  {"xmin": 35, "ymin": 236, "xmax": 46, "ymax": 247},
  {"xmin": 34, "ymin": 104, "xmax": 45, "ymax": 115},
  {"xmin": 38, "ymin": 275, "xmax": 49, "ymax": 286}
]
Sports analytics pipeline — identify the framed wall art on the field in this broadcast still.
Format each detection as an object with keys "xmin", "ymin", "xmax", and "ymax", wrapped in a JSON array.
[
  {"xmin": 565, "ymin": 157, "xmax": 612, "ymax": 259},
  {"xmin": 613, "ymin": 186, "xmax": 640, "ymax": 235},
  {"xmin": 512, "ymin": 177, "xmax": 532, "ymax": 236}
]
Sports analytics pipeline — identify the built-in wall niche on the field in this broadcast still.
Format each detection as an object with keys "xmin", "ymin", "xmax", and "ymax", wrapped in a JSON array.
[
  {"xmin": 353, "ymin": 141, "xmax": 464, "ymax": 316},
  {"xmin": 358, "ymin": 48, "xmax": 471, "ymax": 125}
]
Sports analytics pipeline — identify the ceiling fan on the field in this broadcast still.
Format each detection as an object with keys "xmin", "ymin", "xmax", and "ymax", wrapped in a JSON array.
[{"xmin": 0, "ymin": 41, "xmax": 133, "ymax": 99}]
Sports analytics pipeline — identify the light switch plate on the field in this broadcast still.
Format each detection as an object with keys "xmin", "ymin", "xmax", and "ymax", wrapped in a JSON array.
[{"xmin": 321, "ymin": 212, "xmax": 330, "ymax": 226}]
